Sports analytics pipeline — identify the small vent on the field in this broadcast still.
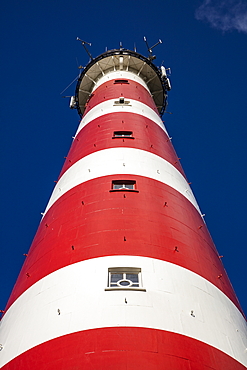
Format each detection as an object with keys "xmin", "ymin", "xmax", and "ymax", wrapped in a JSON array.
[
  {"xmin": 114, "ymin": 97, "xmax": 131, "ymax": 105},
  {"xmin": 114, "ymin": 80, "xmax": 129, "ymax": 84}
]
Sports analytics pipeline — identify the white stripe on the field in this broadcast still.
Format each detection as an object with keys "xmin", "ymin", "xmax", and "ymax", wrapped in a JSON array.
[
  {"xmin": 43, "ymin": 148, "xmax": 200, "ymax": 216},
  {"xmin": 0, "ymin": 256, "xmax": 246, "ymax": 367},
  {"xmin": 75, "ymin": 99, "xmax": 168, "ymax": 137},
  {"xmin": 91, "ymin": 70, "xmax": 152, "ymax": 94}
]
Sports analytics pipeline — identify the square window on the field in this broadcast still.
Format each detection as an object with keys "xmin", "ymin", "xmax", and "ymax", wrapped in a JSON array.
[{"xmin": 106, "ymin": 267, "xmax": 145, "ymax": 291}]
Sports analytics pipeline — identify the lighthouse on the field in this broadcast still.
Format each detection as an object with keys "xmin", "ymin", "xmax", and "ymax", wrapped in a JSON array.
[{"xmin": 0, "ymin": 45, "xmax": 246, "ymax": 369}]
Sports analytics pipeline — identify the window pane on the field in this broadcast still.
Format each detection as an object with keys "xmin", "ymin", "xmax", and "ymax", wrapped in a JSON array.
[
  {"xmin": 113, "ymin": 184, "xmax": 123, "ymax": 189},
  {"xmin": 111, "ymin": 273, "xmax": 123, "ymax": 282},
  {"xmin": 112, "ymin": 181, "xmax": 136, "ymax": 191},
  {"xmin": 124, "ymin": 184, "xmax": 134, "ymax": 189},
  {"xmin": 126, "ymin": 273, "xmax": 139, "ymax": 283},
  {"xmin": 119, "ymin": 280, "xmax": 131, "ymax": 286}
]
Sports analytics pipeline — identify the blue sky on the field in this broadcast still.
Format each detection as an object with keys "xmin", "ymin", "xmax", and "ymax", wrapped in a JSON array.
[{"xmin": 1, "ymin": 0, "xmax": 246, "ymax": 315}]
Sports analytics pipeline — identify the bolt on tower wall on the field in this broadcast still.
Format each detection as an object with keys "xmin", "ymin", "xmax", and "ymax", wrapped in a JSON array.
[{"xmin": 0, "ymin": 48, "xmax": 246, "ymax": 370}]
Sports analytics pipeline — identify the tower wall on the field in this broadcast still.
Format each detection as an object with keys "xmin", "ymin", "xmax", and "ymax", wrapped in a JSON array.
[{"xmin": 0, "ymin": 50, "xmax": 246, "ymax": 370}]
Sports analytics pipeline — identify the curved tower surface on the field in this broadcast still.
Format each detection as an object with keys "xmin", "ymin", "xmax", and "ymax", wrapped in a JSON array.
[{"xmin": 0, "ymin": 48, "xmax": 246, "ymax": 369}]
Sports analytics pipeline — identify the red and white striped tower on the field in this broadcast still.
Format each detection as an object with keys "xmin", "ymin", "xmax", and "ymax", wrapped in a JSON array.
[{"xmin": 0, "ymin": 47, "xmax": 246, "ymax": 370}]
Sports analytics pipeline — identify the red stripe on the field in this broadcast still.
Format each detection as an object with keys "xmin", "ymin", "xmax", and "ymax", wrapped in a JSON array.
[
  {"xmin": 1, "ymin": 327, "xmax": 245, "ymax": 370},
  {"xmin": 59, "ymin": 113, "xmax": 185, "ymax": 179},
  {"xmin": 83, "ymin": 78, "xmax": 158, "ymax": 116},
  {"xmin": 5, "ymin": 176, "xmax": 241, "ymax": 313}
]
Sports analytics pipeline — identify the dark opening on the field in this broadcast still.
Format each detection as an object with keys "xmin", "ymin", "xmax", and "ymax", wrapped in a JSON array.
[
  {"xmin": 114, "ymin": 80, "xmax": 129, "ymax": 84},
  {"xmin": 113, "ymin": 131, "xmax": 133, "ymax": 138}
]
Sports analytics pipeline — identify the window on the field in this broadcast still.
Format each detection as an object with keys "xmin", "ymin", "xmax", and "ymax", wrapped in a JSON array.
[
  {"xmin": 113, "ymin": 131, "xmax": 134, "ymax": 139},
  {"xmin": 105, "ymin": 267, "xmax": 146, "ymax": 291},
  {"xmin": 110, "ymin": 180, "xmax": 138, "ymax": 192},
  {"xmin": 113, "ymin": 183, "xmax": 134, "ymax": 190},
  {"xmin": 114, "ymin": 79, "xmax": 129, "ymax": 84}
]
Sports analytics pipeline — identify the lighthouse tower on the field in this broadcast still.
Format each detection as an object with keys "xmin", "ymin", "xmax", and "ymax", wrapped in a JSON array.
[{"xmin": 0, "ymin": 46, "xmax": 246, "ymax": 370}]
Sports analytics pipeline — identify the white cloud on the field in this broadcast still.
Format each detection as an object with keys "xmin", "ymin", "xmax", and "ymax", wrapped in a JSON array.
[{"xmin": 195, "ymin": 0, "xmax": 247, "ymax": 33}]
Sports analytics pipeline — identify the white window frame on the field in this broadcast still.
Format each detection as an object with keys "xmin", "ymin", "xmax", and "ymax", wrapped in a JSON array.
[{"xmin": 105, "ymin": 267, "xmax": 146, "ymax": 291}]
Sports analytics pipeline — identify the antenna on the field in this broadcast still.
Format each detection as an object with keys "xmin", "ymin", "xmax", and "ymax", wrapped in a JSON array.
[
  {"xmin": 60, "ymin": 75, "xmax": 80, "ymax": 95},
  {"xmin": 143, "ymin": 36, "xmax": 162, "ymax": 60},
  {"xmin": 76, "ymin": 37, "xmax": 93, "ymax": 61}
]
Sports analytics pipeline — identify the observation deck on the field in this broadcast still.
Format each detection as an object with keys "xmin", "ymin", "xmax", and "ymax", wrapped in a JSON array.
[{"xmin": 75, "ymin": 49, "xmax": 171, "ymax": 117}]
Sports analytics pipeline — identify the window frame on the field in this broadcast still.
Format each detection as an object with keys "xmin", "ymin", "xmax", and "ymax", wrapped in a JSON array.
[
  {"xmin": 112, "ymin": 131, "xmax": 134, "ymax": 139},
  {"xmin": 110, "ymin": 180, "xmax": 139, "ymax": 193},
  {"xmin": 105, "ymin": 267, "xmax": 146, "ymax": 291}
]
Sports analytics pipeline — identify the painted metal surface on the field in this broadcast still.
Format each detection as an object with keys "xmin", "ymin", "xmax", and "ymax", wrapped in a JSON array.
[
  {"xmin": 59, "ymin": 112, "xmax": 185, "ymax": 178},
  {"xmin": 42, "ymin": 147, "xmax": 200, "ymax": 216},
  {"xmin": 1, "ymin": 49, "xmax": 246, "ymax": 370},
  {"xmin": 3, "ymin": 328, "xmax": 246, "ymax": 370},
  {"xmin": 1, "ymin": 257, "xmax": 246, "ymax": 367},
  {"xmin": 4, "ymin": 174, "xmax": 241, "ymax": 312},
  {"xmin": 75, "ymin": 98, "xmax": 168, "ymax": 137},
  {"xmin": 91, "ymin": 70, "xmax": 151, "ymax": 92}
]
